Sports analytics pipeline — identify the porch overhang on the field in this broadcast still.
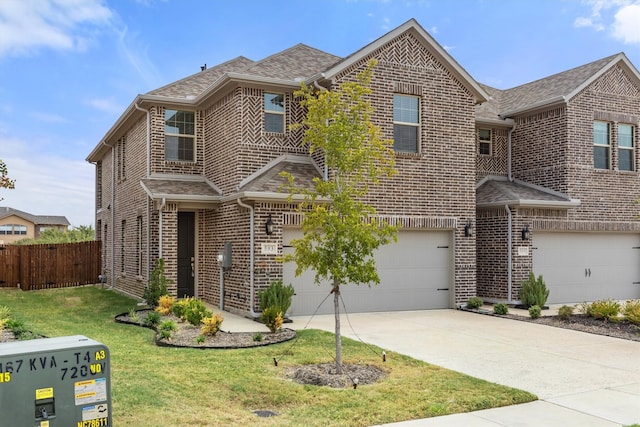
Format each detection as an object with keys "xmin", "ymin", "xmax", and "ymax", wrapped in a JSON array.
[{"xmin": 140, "ymin": 174, "xmax": 222, "ymax": 209}]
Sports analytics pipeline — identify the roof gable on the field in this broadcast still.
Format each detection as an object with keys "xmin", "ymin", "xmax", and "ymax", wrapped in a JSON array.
[
  {"xmin": 320, "ymin": 19, "xmax": 488, "ymax": 104},
  {"xmin": 0, "ymin": 207, "xmax": 70, "ymax": 226}
]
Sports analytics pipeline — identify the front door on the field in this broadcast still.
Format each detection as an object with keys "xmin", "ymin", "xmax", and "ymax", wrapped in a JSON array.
[{"xmin": 177, "ymin": 212, "xmax": 195, "ymax": 298}]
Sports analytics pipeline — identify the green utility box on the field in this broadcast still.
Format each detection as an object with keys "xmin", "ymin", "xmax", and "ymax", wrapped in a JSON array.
[{"xmin": 0, "ymin": 335, "xmax": 111, "ymax": 427}]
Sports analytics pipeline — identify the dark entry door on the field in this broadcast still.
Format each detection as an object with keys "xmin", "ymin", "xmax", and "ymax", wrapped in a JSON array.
[{"xmin": 177, "ymin": 211, "xmax": 195, "ymax": 298}]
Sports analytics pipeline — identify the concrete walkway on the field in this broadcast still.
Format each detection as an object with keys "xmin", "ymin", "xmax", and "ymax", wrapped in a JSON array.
[{"xmin": 221, "ymin": 308, "xmax": 640, "ymax": 426}]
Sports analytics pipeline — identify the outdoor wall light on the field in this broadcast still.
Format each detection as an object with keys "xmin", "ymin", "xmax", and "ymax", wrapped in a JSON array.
[
  {"xmin": 521, "ymin": 225, "xmax": 531, "ymax": 241},
  {"xmin": 265, "ymin": 214, "xmax": 274, "ymax": 235},
  {"xmin": 464, "ymin": 221, "xmax": 473, "ymax": 237}
]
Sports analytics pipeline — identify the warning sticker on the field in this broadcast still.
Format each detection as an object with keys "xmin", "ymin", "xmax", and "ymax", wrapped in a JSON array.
[
  {"xmin": 82, "ymin": 403, "xmax": 109, "ymax": 420},
  {"xmin": 74, "ymin": 378, "xmax": 107, "ymax": 406},
  {"xmin": 36, "ymin": 387, "xmax": 54, "ymax": 400}
]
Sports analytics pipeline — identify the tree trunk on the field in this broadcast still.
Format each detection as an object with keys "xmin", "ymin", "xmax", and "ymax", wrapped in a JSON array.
[{"xmin": 333, "ymin": 279, "xmax": 342, "ymax": 374}]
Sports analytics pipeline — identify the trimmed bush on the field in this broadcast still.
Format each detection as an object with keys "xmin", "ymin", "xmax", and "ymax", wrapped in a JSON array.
[
  {"xmin": 261, "ymin": 306, "xmax": 284, "ymax": 333},
  {"xmin": 557, "ymin": 305, "xmax": 574, "ymax": 320},
  {"xmin": 466, "ymin": 297, "xmax": 483, "ymax": 309},
  {"xmin": 520, "ymin": 272, "xmax": 549, "ymax": 308},
  {"xmin": 528, "ymin": 305, "xmax": 542, "ymax": 319},
  {"xmin": 156, "ymin": 295, "xmax": 174, "ymax": 316},
  {"xmin": 258, "ymin": 280, "xmax": 295, "ymax": 316},
  {"xmin": 586, "ymin": 300, "xmax": 620, "ymax": 321},
  {"xmin": 493, "ymin": 303, "xmax": 509, "ymax": 315},
  {"xmin": 623, "ymin": 300, "xmax": 640, "ymax": 324},
  {"xmin": 183, "ymin": 298, "xmax": 212, "ymax": 326},
  {"xmin": 200, "ymin": 313, "xmax": 224, "ymax": 336}
]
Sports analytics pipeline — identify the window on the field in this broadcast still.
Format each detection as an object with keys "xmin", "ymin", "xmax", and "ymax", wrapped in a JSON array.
[
  {"xmin": 593, "ymin": 121, "xmax": 610, "ymax": 169},
  {"xmin": 0, "ymin": 224, "xmax": 26, "ymax": 235},
  {"xmin": 618, "ymin": 124, "xmax": 634, "ymax": 171},
  {"xmin": 165, "ymin": 109, "xmax": 195, "ymax": 161},
  {"xmin": 264, "ymin": 93, "xmax": 284, "ymax": 133},
  {"xmin": 117, "ymin": 136, "xmax": 126, "ymax": 180},
  {"xmin": 478, "ymin": 129, "xmax": 492, "ymax": 155},
  {"xmin": 15, "ymin": 225, "xmax": 26, "ymax": 235},
  {"xmin": 121, "ymin": 220, "xmax": 126, "ymax": 274},
  {"xmin": 0, "ymin": 224, "xmax": 12, "ymax": 235},
  {"xmin": 393, "ymin": 95, "xmax": 420, "ymax": 153}
]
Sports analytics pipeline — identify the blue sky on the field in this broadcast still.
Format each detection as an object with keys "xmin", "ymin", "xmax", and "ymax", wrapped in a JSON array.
[{"xmin": 1, "ymin": 0, "xmax": 639, "ymax": 227}]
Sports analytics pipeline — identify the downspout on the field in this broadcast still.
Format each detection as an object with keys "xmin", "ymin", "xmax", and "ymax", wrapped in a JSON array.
[
  {"xmin": 158, "ymin": 198, "xmax": 166, "ymax": 258},
  {"xmin": 99, "ymin": 140, "xmax": 116, "ymax": 290},
  {"xmin": 505, "ymin": 204, "xmax": 513, "ymax": 302},
  {"xmin": 237, "ymin": 198, "xmax": 258, "ymax": 318},
  {"xmin": 507, "ymin": 123, "xmax": 516, "ymax": 182},
  {"xmin": 134, "ymin": 102, "xmax": 151, "ymax": 279},
  {"xmin": 506, "ymin": 123, "xmax": 516, "ymax": 302}
]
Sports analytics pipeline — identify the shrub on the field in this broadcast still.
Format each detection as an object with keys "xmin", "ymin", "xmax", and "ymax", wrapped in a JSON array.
[
  {"xmin": 156, "ymin": 295, "xmax": 175, "ymax": 315},
  {"xmin": 5, "ymin": 318, "xmax": 39, "ymax": 340},
  {"xmin": 143, "ymin": 258, "xmax": 170, "ymax": 308},
  {"xmin": 557, "ymin": 305, "xmax": 574, "ymax": 320},
  {"xmin": 172, "ymin": 298, "xmax": 189, "ymax": 320},
  {"xmin": 587, "ymin": 300, "xmax": 620, "ymax": 321},
  {"xmin": 493, "ymin": 303, "xmax": 509, "ymax": 315},
  {"xmin": 623, "ymin": 300, "xmax": 640, "ymax": 324},
  {"xmin": 258, "ymin": 280, "xmax": 295, "ymax": 316},
  {"xmin": 159, "ymin": 320, "xmax": 177, "ymax": 340},
  {"xmin": 261, "ymin": 306, "xmax": 284, "ymax": 333},
  {"xmin": 528, "ymin": 305, "xmax": 542, "ymax": 319},
  {"xmin": 201, "ymin": 313, "xmax": 224, "ymax": 336},
  {"xmin": 253, "ymin": 332, "xmax": 263, "ymax": 342},
  {"xmin": 128, "ymin": 307, "xmax": 140, "ymax": 323},
  {"xmin": 183, "ymin": 298, "xmax": 212, "ymax": 326},
  {"xmin": 195, "ymin": 335, "xmax": 205, "ymax": 344},
  {"xmin": 143, "ymin": 311, "xmax": 161, "ymax": 327},
  {"xmin": 466, "ymin": 297, "xmax": 483, "ymax": 309},
  {"xmin": 520, "ymin": 272, "xmax": 549, "ymax": 308},
  {"xmin": 0, "ymin": 305, "xmax": 11, "ymax": 330}
]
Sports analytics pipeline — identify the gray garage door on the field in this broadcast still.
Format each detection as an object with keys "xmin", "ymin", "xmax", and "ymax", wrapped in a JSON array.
[
  {"xmin": 283, "ymin": 229, "xmax": 452, "ymax": 315},
  {"xmin": 532, "ymin": 233, "xmax": 640, "ymax": 303}
]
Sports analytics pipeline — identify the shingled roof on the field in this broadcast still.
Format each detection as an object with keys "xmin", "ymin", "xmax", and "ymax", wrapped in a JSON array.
[
  {"xmin": 0, "ymin": 207, "xmax": 70, "ymax": 226},
  {"xmin": 476, "ymin": 176, "xmax": 580, "ymax": 208},
  {"xmin": 476, "ymin": 53, "xmax": 634, "ymax": 121}
]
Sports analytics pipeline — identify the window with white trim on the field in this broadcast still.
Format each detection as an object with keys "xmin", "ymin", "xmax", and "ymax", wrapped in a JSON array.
[
  {"xmin": 478, "ymin": 129, "xmax": 492, "ymax": 155},
  {"xmin": 264, "ymin": 93, "xmax": 285, "ymax": 133},
  {"xmin": 593, "ymin": 121, "xmax": 610, "ymax": 169},
  {"xmin": 136, "ymin": 216, "xmax": 143, "ymax": 276},
  {"xmin": 393, "ymin": 94, "xmax": 420, "ymax": 153},
  {"xmin": 165, "ymin": 109, "xmax": 195, "ymax": 161},
  {"xmin": 618, "ymin": 123, "xmax": 634, "ymax": 171}
]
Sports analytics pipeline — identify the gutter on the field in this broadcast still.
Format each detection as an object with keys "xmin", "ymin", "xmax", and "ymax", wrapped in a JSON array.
[
  {"xmin": 505, "ymin": 204, "xmax": 514, "ymax": 303},
  {"xmin": 236, "ymin": 198, "xmax": 259, "ymax": 318}
]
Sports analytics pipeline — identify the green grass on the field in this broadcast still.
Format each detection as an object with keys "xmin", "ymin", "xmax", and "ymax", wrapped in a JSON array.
[{"xmin": 0, "ymin": 286, "xmax": 536, "ymax": 426}]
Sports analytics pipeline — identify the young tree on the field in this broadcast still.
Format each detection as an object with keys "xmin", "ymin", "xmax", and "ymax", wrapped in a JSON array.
[
  {"xmin": 0, "ymin": 159, "xmax": 15, "ymax": 201},
  {"xmin": 281, "ymin": 60, "xmax": 398, "ymax": 373}
]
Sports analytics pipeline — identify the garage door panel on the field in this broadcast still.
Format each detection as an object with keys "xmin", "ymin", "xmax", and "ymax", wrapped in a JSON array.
[
  {"xmin": 533, "ymin": 233, "xmax": 640, "ymax": 304},
  {"xmin": 284, "ymin": 229, "xmax": 451, "ymax": 315}
]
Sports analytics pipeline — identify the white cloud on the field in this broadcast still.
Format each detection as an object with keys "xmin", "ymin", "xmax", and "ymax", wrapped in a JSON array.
[
  {"xmin": 574, "ymin": 0, "xmax": 640, "ymax": 44},
  {"xmin": 0, "ymin": 0, "xmax": 113, "ymax": 58},
  {"xmin": 29, "ymin": 112, "xmax": 69, "ymax": 124},
  {"xmin": 612, "ymin": 3, "xmax": 640, "ymax": 43},
  {"xmin": 0, "ymin": 134, "xmax": 95, "ymax": 227}
]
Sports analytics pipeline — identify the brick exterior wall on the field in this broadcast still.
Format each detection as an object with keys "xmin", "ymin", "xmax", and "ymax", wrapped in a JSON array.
[{"xmin": 94, "ymin": 27, "xmax": 639, "ymax": 311}]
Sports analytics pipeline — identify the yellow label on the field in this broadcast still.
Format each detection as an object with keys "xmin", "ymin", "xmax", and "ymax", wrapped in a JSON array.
[
  {"xmin": 40, "ymin": 421, "xmax": 50, "ymax": 427},
  {"xmin": 36, "ymin": 387, "xmax": 54, "ymax": 400}
]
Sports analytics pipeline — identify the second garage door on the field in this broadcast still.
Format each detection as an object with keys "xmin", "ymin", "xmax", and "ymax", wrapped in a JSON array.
[
  {"xmin": 283, "ymin": 229, "xmax": 452, "ymax": 316},
  {"xmin": 532, "ymin": 232, "xmax": 640, "ymax": 304}
]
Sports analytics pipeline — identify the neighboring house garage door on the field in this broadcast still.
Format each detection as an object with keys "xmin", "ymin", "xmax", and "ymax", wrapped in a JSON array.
[
  {"xmin": 532, "ymin": 233, "xmax": 640, "ymax": 304},
  {"xmin": 282, "ymin": 229, "xmax": 452, "ymax": 316}
]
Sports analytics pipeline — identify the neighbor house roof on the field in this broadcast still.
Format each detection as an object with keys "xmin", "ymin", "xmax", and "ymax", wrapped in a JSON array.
[
  {"xmin": 476, "ymin": 176, "xmax": 580, "ymax": 209},
  {"xmin": 0, "ymin": 207, "xmax": 70, "ymax": 226}
]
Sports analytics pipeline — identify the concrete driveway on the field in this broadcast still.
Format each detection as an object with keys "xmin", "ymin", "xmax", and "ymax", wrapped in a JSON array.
[{"xmin": 290, "ymin": 309, "xmax": 640, "ymax": 426}]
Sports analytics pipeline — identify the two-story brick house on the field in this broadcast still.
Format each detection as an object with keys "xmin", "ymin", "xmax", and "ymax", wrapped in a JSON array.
[{"xmin": 87, "ymin": 19, "xmax": 640, "ymax": 316}]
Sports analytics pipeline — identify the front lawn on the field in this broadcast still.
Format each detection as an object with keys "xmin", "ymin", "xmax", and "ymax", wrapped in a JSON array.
[{"xmin": 0, "ymin": 286, "xmax": 536, "ymax": 426}]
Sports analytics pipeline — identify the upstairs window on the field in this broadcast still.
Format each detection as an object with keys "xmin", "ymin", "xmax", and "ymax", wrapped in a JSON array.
[
  {"xmin": 393, "ymin": 94, "xmax": 420, "ymax": 153},
  {"xmin": 478, "ymin": 129, "xmax": 492, "ymax": 155},
  {"xmin": 618, "ymin": 124, "xmax": 634, "ymax": 171},
  {"xmin": 165, "ymin": 109, "xmax": 195, "ymax": 161},
  {"xmin": 264, "ymin": 93, "xmax": 285, "ymax": 133},
  {"xmin": 593, "ymin": 121, "xmax": 610, "ymax": 169}
]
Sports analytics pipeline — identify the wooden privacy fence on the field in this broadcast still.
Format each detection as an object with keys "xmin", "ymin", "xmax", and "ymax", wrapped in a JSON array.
[{"xmin": 0, "ymin": 241, "xmax": 101, "ymax": 290}]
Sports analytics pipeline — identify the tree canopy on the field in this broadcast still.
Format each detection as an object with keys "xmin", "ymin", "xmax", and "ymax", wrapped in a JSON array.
[
  {"xmin": 0, "ymin": 159, "xmax": 15, "ymax": 201},
  {"xmin": 281, "ymin": 60, "xmax": 398, "ymax": 372}
]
